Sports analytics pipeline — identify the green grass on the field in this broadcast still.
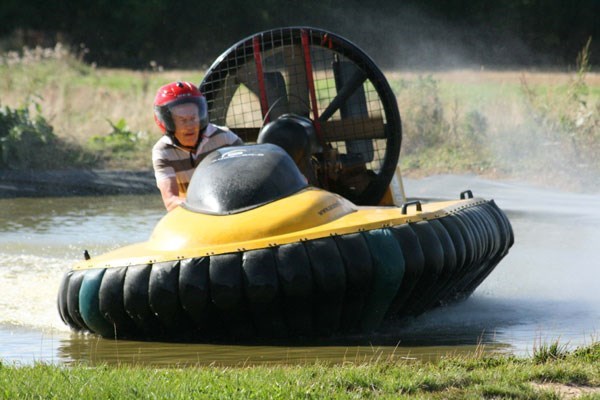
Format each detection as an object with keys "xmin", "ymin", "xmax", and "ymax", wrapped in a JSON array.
[{"xmin": 0, "ymin": 342, "xmax": 598, "ymax": 399}]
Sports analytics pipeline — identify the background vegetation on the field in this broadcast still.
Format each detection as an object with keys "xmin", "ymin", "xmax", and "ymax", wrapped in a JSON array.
[
  {"xmin": 1, "ymin": 0, "xmax": 598, "ymax": 70},
  {"xmin": 1, "ymin": 42, "xmax": 598, "ymax": 191},
  {"xmin": 1, "ymin": 1, "xmax": 598, "ymax": 190},
  {"xmin": 395, "ymin": 39, "xmax": 600, "ymax": 191}
]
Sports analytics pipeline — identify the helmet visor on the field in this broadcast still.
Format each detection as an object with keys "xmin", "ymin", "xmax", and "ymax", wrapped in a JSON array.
[{"xmin": 157, "ymin": 96, "xmax": 207, "ymax": 133}]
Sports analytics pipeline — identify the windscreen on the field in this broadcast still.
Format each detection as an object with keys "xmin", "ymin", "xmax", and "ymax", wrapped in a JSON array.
[{"xmin": 184, "ymin": 143, "xmax": 308, "ymax": 214}]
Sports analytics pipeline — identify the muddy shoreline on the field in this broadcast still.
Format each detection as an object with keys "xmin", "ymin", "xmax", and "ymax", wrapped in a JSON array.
[
  {"xmin": 0, "ymin": 169, "xmax": 157, "ymax": 198},
  {"xmin": 1, "ymin": 168, "xmax": 596, "ymax": 199}
]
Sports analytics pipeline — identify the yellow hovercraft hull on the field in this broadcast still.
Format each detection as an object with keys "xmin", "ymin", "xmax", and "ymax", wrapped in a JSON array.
[{"xmin": 58, "ymin": 186, "xmax": 513, "ymax": 341}]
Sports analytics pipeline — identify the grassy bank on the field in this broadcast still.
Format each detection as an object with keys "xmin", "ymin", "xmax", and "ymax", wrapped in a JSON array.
[
  {"xmin": 1, "ymin": 44, "xmax": 599, "ymax": 190},
  {"xmin": 1, "ymin": 342, "xmax": 599, "ymax": 399}
]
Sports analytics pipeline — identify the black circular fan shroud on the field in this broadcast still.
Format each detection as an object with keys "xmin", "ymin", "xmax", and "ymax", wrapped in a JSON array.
[{"xmin": 200, "ymin": 27, "xmax": 402, "ymax": 205}]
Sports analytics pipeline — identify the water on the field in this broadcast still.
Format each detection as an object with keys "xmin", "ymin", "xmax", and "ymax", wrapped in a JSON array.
[{"xmin": 1, "ymin": 176, "xmax": 599, "ymax": 366}]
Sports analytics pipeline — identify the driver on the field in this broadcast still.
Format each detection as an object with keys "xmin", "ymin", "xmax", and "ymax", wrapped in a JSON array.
[{"xmin": 152, "ymin": 81, "xmax": 243, "ymax": 211}]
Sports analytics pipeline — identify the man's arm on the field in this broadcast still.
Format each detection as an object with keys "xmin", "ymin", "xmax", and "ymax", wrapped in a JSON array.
[{"xmin": 157, "ymin": 177, "xmax": 184, "ymax": 211}]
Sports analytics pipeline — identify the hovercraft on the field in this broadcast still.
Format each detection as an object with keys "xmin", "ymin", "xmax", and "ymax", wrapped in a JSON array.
[{"xmin": 57, "ymin": 27, "xmax": 513, "ymax": 341}]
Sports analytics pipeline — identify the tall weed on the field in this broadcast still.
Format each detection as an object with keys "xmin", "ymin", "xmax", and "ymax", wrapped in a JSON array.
[
  {"xmin": 396, "ymin": 75, "xmax": 491, "ymax": 173},
  {"xmin": 516, "ymin": 38, "xmax": 599, "ymax": 188},
  {"xmin": 532, "ymin": 339, "xmax": 570, "ymax": 364},
  {"xmin": 397, "ymin": 75, "xmax": 446, "ymax": 154},
  {"xmin": 88, "ymin": 118, "xmax": 152, "ymax": 169}
]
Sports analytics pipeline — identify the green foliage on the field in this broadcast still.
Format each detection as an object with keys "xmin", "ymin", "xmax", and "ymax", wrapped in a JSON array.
[
  {"xmin": 87, "ymin": 119, "xmax": 152, "ymax": 168},
  {"xmin": 571, "ymin": 341, "xmax": 600, "ymax": 363},
  {"xmin": 0, "ymin": 99, "xmax": 84, "ymax": 170},
  {"xmin": 0, "ymin": 99, "xmax": 53, "ymax": 169},
  {"xmin": 0, "ymin": 99, "xmax": 96, "ymax": 170},
  {"xmin": 89, "ymin": 118, "xmax": 141, "ymax": 153}
]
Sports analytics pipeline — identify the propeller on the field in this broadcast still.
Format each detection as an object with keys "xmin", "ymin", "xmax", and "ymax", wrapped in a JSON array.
[{"xmin": 200, "ymin": 27, "xmax": 402, "ymax": 205}]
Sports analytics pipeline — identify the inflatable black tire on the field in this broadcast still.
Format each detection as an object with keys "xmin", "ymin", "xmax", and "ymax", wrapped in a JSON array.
[
  {"xmin": 57, "ymin": 200, "xmax": 513, "ymax": 341},
  {"xmin": 99, "ymin": 266, "xmax": 138, "ymax": 338}
]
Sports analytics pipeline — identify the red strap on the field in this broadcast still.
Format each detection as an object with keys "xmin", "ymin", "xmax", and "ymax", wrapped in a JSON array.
[{"xmin": 253, "ymin": 36, "xmax": 270, "ymax": 123}]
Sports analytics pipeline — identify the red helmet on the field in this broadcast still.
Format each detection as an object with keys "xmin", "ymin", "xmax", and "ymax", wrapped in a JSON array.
[{"xmin": 153, "ymin": 81, "xmax": 208, "ymax": 134}]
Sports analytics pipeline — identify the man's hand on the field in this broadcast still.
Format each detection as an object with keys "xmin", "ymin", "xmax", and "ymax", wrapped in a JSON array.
[{"xmin": 157, "ymin": 177, "xmax": 184, "ymax": 211}]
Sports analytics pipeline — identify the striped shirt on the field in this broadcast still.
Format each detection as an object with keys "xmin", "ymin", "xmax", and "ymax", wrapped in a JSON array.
[{"xmin": 152, "ymin": 123, "xmax": 243, "ymax": 195}]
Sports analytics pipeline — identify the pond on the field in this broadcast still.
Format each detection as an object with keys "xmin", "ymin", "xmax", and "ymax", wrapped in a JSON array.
[{"xmin": 1, "ymin": 175, "xmax": 598, "ymax": 366}]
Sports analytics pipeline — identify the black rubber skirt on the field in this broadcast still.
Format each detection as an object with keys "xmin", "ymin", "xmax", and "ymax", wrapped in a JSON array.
[{"xmin": 57, "ymin": 200, "xmax": 513, "ymax": 341}]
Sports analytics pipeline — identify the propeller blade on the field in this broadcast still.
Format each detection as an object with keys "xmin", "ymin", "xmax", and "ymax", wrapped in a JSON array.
[{"xmin": 319, "ymin": 69, "xmax": 367, "ymax": 122}]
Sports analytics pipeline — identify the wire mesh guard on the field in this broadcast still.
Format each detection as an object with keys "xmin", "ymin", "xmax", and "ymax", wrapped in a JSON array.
[{"xmin": 200, "ymin": 27, "xmax": 402, "ymax": 205}]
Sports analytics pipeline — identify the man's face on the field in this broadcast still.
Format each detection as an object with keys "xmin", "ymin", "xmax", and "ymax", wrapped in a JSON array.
[{"xmin": 171, "ymin": 103, "xmax": 200, "ymax": 148}]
